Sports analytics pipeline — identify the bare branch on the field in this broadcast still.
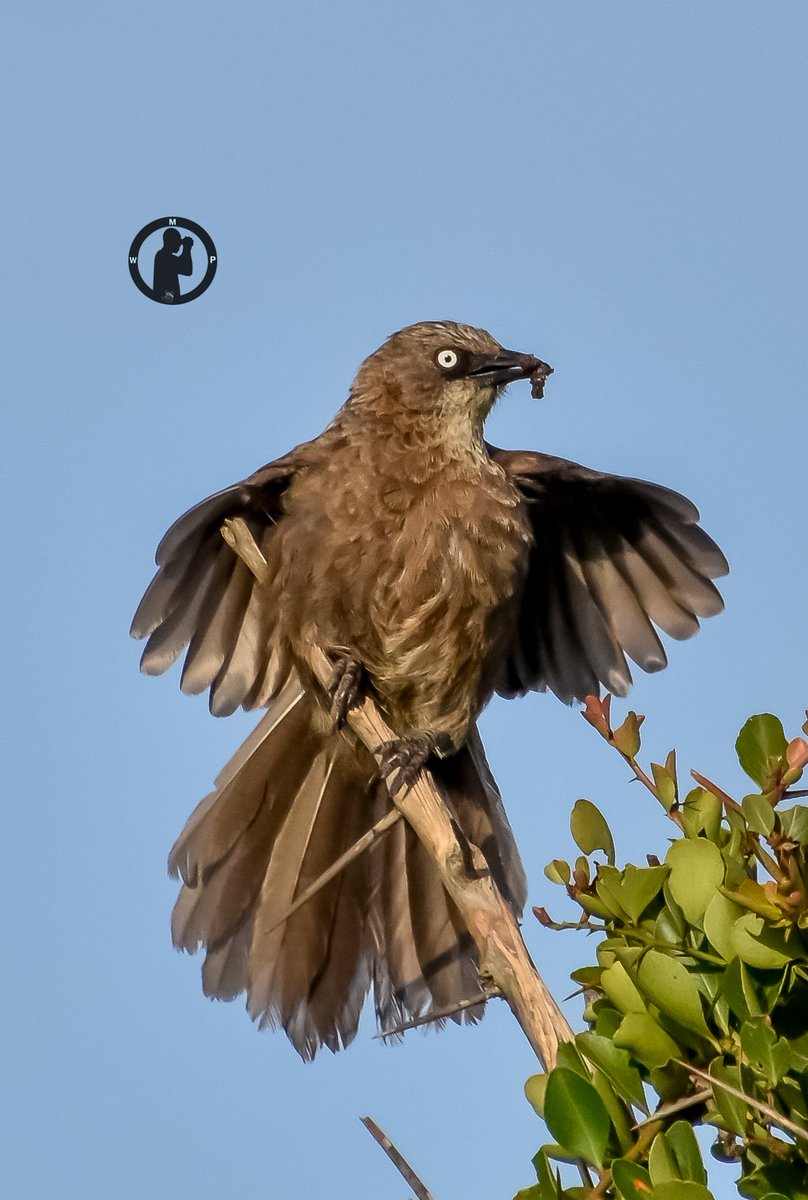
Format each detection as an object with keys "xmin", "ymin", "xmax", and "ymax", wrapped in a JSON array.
[
  {"xmin": 373, "ymin": 989, "xmax": 502, "ymax": 1039},
  {"xmin": 361, "ymin": 1115, "xmax": 435, "ymax": 1200},
  {"xmin": 679, "ymin": 1061, "xmax": 808, "ymax": 1145}
]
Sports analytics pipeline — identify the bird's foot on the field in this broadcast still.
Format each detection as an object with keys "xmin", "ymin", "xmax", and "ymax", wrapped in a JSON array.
[
  {"xmin": 327, "ymin": 657, "xmax": 364, "ymax": 728},
  {"xmin": 377, "ymin": 731, "xmax": 455, "ymax": 794}
]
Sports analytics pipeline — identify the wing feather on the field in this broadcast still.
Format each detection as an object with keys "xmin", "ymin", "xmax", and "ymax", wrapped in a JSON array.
[
  {"xmin": 488, "ymin": 444, "xmax": 727, "ymax": 703},
  {"xmin": 131, "ymin": 446, "xmax": 307, "ymax": 712}
]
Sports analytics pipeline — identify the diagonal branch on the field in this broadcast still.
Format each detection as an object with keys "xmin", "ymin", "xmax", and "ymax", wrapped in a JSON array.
[
  {"xmin": 222, "ymin": 516, "xmax": 573, "ymax": 1069},
  {"xmin": 360, "ymin": 1115, "xmax": 435, "ymax": 1200},
  {"xmin": 373, "ymin": 989, "xmax": 502, "ymax": 1038},
  {"xmin": 679, "ymin": 1061, "xmax": 808, "ymax": 1145}
]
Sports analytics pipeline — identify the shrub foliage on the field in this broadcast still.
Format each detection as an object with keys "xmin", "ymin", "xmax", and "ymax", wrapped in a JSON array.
[{"xmin": 518, "ymin": 701, "xmax": 808, "ymax": 1200}]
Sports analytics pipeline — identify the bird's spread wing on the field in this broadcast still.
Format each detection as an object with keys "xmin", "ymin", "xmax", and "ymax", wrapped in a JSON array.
[
  {"xmin": 130, "ymin": 443, "xmax": 309, "ymax": 715},
  {"xmin": 488, "ymin": 445, "xmax": 728, "ymax": 705}
]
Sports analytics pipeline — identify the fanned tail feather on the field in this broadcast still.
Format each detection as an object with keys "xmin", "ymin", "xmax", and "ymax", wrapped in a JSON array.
[{"xmin": 169, "ymin": 683, "xmax": 525, "ymax": 1057}]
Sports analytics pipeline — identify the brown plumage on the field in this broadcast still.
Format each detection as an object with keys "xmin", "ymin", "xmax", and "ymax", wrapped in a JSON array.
[{"xmin": 131, "ymin": 320, "xmax": 728, "ymax": 1059}]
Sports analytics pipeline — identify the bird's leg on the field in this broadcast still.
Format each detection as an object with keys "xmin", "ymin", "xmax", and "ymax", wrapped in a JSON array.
[
  {"xmin": 326, "ymin": 656, "xmax": 365, "ymax": 728},
  {"xmin": 377, "ymin": 731, "xmax": 455, "ymax": 794}
]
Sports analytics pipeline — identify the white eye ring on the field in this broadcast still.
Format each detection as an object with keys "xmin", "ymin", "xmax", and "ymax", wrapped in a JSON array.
[{"xmin": 437, "ymin": 348, "xmax": 459, "ymax": 370}]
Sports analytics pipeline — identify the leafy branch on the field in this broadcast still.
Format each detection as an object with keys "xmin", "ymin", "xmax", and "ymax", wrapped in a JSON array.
[{"xmin": 517, "ymin": 702, "xmax": 808, "ymax": 1200}]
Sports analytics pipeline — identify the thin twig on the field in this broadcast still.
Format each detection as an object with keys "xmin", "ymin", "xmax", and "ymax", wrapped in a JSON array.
[
  {"xmin": 691, "ymin": 770, "xmax": 787, "ymax": 882},
  {"xmin": 690, "ymin": 769, "xmax": 745, "ymax": 817},
  {"xmin": 263, "ymin": 807, "xmax": 402, "ymax": 935},
  {"xmin": 633, "ymin": 1088, "xmax": 712, "ymax": 1129},
  {"xmin": 679, "ymin": 1061, "xmax": 808, "ymax": 1144},
  {"xmin": 373, "ymin": 989, "xmax": 502, "ymax": 1038},
  {"xmin": 361, "ymin": 1116, "xmax": 435, "ymax": 1200}
]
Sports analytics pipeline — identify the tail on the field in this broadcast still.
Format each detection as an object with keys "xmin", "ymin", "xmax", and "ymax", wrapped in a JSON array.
[{"xmin": 169, "ymin": 674, "xmax": 526, "ymax": 1059}]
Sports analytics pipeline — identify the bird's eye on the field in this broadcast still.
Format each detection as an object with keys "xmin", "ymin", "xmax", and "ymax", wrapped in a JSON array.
[{"xmin": 436, "ymin": 348, "xmax": 459, "ymax": 370}]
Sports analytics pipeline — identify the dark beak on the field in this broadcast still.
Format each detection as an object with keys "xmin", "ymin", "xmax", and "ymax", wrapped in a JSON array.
[{"xmin": 467, "ymin": 349, "xmax": 553, "ymax": 396}]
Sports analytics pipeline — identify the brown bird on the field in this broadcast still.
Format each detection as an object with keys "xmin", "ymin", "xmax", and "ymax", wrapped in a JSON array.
[{"xmin": 131, "ymin": 320, "xmax": 727, "ymax": 1059}]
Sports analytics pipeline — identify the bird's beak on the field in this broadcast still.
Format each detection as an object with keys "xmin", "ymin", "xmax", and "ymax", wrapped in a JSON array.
[{"xmin": 467, "ymin": 350, "xmax": 553, "ymax": 396}]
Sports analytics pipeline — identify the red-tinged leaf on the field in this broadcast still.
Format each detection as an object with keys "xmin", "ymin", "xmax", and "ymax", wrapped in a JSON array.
[
  {"xmin": 582, "ymin": 694, "xmax": 610, "ymax": 737},
  {"xmin": 788, "ymin": 737, "xmax": 808, "ymax": 771}
]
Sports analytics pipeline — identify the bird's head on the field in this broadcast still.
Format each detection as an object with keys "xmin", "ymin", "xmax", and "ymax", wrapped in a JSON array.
[{"xmin": 349, "ymin": 321, "xmax": 552, "ymax": 453}]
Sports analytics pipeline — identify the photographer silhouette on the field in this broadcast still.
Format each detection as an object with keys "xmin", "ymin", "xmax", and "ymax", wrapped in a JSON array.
[{"xmin": 153, "ymin": 228, "xmax": 193, "ymax": 303}]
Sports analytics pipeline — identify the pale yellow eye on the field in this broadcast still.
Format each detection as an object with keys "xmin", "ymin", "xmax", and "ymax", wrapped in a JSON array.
[{"xmin": 436, "ymin": 349, "xmax": 458, "ymax": 370}]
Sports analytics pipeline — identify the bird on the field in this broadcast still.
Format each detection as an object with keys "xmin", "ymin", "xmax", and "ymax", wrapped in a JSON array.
[{"xmin": 131, "ymin": 320, "xmax": 728, "ymax": 1060}]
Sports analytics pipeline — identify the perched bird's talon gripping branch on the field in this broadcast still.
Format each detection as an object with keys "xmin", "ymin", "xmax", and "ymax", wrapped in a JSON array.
[{"xmin": 131, "ymin": 320, "xmax": 727, "ymax": 1061}]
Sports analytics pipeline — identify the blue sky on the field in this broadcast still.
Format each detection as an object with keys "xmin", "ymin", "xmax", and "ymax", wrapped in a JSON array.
[{"xmin": 3, "ymin": 3, "xmax": 807, "ymax": 1197}]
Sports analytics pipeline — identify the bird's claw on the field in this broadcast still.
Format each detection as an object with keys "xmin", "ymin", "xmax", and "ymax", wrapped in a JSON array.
[
  {"xmin": 377, "ymin": 732, "xmax": 454, "ymax": 794},
  {"xmin": 327, "ymin": 657, "xmax": 364, "ymax": 728}
]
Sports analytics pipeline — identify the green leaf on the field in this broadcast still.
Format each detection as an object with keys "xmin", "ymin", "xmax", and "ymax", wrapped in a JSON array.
[
  {"xmin": 665, "ymin": 1121, "xmax": 708, "ymax": 1184},
  {"xmin": 744, "ymin": 1163, "xmax": 808, "ymax": 1200},
  {"xmin": 576, "ymin": 1031, "xmax": 648, "ymax": 1112},
  {"xmin": 636, "ymin": 950, "xmax": 715, "ymax": 1040},
  {"xmin": 649, "ymin": 1129, "xmax": 681, "ymax": 1183},
  {"xmin": 724, "ymin": 878, "xmax": 782, "ymax": 921},
  {"xmin": 707, "ymin": 1058, "xmax": 746, "ymax": 1135},
  {"xmin": 601, "ymin": 961, "xmax": 647, "ymax": 1015},
  {"xmin": 590, "ymin": 1066, "xmax": 634, "ymax": 1153},
  {"xmin": 736, "ymin": 714, "xmax": 788, "ymax": 788},
  {"xmin": 613, "ymin": 711, "xmax": 644, "ymax": 759},
  {"xmin": 543, "ymin": 1068, "xmax": 611, "ymax": 1169},
  {"xmin": 577, "ymin": 892, "xmax": 613, "ymax": 920},
  {"xmin": 665, "ymin": 839, "xmax": 725, "ymax": 926},
  {"xmin": 613, "ymin": 1012, "xmax": 680, "ymax": 1069},
  {"xmin": 731, "ymin": 912, "xmax": 793, "ymax": 969},
  {"xmin": 596, "ymin": 866, "xmax": 633, "ymax": 921},
  {"xmin": 779, "ymin": 804, "xmax": 808, "ymax": 844},
  {"xmin": 654, "ymin": 903, "xmax": 687, "ymax": 946},
  {"xmin": 721, "ymin": 957, "xmax": 763, "ymax": 1021},
  {"xmin": 544, "ymin": 859, "xmax": 570, "ymax": 885},
  {"xmin": 740, "ymin": 1017, "xmax": 793, "ymax": 1084},
  {"xmin": 555, "ymin": 1041, "xmax": 591, "ymax": 1078},
  {"xmin": 620, "ymin": 865, "xmax": 670, "ymax": 923},
  {"xmin": 593, "ymin": 1003, "xmax": 622, "ymax": 1040},
  {"xmin": 703, "ymin": 893, "xmax": 741, "ymax": 962},
  {"xmin": 681, "ymin": 787, "xmax": 722, "ymax": 842},
  {"xmin": 612, "ymin": 1159, "xmax": 653, "ymax": 1199},
  {"xmin": 651, "ymin": 1185, "xmax": 715, "ymax": 1200},
  {"xmin": 570, "ymin": 799, "xmax": 615, "ymax": 864},
  {"xmin": 570, "ymin": 966, "xmax": 601, "ymax": 988},
  {"xmin": 742, "ymin": 792, "xmax": 776, "ymax": 836},
  {"xmin": 652, "ymin": 761, "xmax": 678, "ymax": 812},
  {"xmin": 524, "ymin": 1073, "xmax": 548, "ymax": 1117},
  {"xmin": 532, "ymin": 1148, "xmax": 561, "ymax": 1197}
]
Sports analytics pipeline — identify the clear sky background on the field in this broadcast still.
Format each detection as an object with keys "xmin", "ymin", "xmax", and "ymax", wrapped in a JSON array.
[{"xmin": 3, "ymin": 3, "xmax": 807, "ymax": 1198}]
